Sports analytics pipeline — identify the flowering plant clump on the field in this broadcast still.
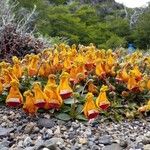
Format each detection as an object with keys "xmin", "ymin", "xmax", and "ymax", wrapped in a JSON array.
[{"xmin": 0, "ymin": 44, "xmax": 150, "ymax": 121}]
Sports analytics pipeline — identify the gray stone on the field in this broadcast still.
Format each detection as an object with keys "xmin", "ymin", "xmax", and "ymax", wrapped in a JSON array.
[
  {"xmin": 34, "ymin": 136, "xmax": 44, "ymax": 149},
  {"xmin": 103, "ymin": 144, "xmax": 122, "ymax": 150},
  {"xmin": 91, "ymin": 145, "xmax": 101, "ymax": 150},
  {"xmin": 24, "ymin": 147, "xmax": 34, "ymax": 150},
  {"xmin": 0, "ymin": 141, "xmax": 9, "ymax": 150},
  {"xmin": 99, "ymin": 135, "xmax": 112, "ymax": 145},
  {"xmin": 85, "ymin": 128, "xmax": 92, "ymax": 136},
  {"xmin": 142, "ymin": 137, "xmax": 150, "ymax": 145},
  {"xmin": 0, "ymin": 147, "xmax": 9, "ymax": 150},
  {"xmin": 44, "ymin": 138, "xmax": 64, "ymax": 146},
  {"xmin": 144, "ymin": 144, "xmax": 150, "ymax": 150},
  {"xmin": 47, "ymin": 144, "xmax": 58, "ymax": 150},
  {"xmin": 0, "ymin": 127, "xmax": 14, "ymax": 137},
  {"xmin": 24, "ymin": 122, "xmax": 35, "ymax": 134},
  {"xmin": 18, "ymin": 140, "xmax": 23, "ymax": 148},
  {"xmin": 145, "ymin": 132, "xmax": 150, "ymax": 138},
  {"xmin": 37, "ymin": 119, "xmax": 55, "ymax": 128},
  {"xmin": 33, "ymin": 126, "xmax": 40, "ymax": 133},
  {"xmin": 72, "ymin": 122, "xmax": 79, "ymax": 129},
  {"xmin": 23, "ymin": 136, "xmax": 33, "ymax": 147},
  {"xmin": 0, "ymin": 139, "xmax": 10, "ymax": 147},
  {"xmin": 119, "ymin": 140, "xmax": 128, "ymax": 148}
]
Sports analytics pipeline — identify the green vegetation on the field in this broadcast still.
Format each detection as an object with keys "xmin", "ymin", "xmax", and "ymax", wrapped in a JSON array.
[{"xmin": 14, "ymin": 0, "xmax": 150, "ymax": 49}]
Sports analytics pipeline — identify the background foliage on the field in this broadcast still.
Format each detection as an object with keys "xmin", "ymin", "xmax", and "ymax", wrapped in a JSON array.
[{"xmin": 7, "ymin": 0, "xmax": 150, "ymax": 49}]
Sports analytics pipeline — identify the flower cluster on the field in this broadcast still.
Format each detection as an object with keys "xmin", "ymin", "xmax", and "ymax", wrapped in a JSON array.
[{"xmin": 0, "ymin": 44, "xmax": 150, "ymax": 120}]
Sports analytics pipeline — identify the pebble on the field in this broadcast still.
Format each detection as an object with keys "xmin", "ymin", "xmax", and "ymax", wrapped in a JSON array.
[
  {"xmin": 54, "ymin": 126, "xmax": 61, "ymax": 135},
  {"xmin": 142, "ymin": 137, "xmax": 150, "ymax": 145},
  {"xmin": 0, "ymin": 106, "xmax": 150, "ymax": 150},
  {"xmin": 103, "ymin": 143, "xmax": 122, "ymax": 150},
  {"xmin": 79, "ymin": 137, "xmax": 88, "ymax": 144},
  {"xmin": 24, "ymin": 122, "xmax": 35, "ymax": 134},
  {"xmin": 23, "ymin": 136, "xmax": 33, "ymax": 147},
  {"xmin": 119, "ymin": 140, "xmax": 128, "ymax": 148},
  {"xmin": 38, "ymin": 118, "xmax": 55, "ymax": 128},
  {"xmin": 144, "ymin": 144, "xmax": 150, "ymax": 150},
  {"xmin": 99, "ymin": 135, "xmax": 112, "ymax": 145},
  {"xmin": 0, "ymin": 127, "xmax": 14, "ymax": 137}
]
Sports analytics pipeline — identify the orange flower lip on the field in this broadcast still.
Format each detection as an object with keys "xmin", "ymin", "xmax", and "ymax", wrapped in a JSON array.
[
  {"xmin": 48, "ymin": 103, "xmax": 60, "ymax": 109},
  {"xmin": 131, "ymin": 87, "xmax": 140, "ymax": 92},
  {"xmin": 99, "ymin": 103, "xmax": 110, "ymax": 110},
  {"xmin": 48, "ymin": 99, "xmax": 61, "ymax": 109},
  {"xmin": 87, "ymin": 110, "xmax": 99, "ymax": 120},
  {"xmin": 85, "ymin": 63, "xmax": 95, "ymax": 70},
  {"xmin": 70, "ymin": 78, "xmax": 78, "ymax": 84},
  {"xmin": 100, "ymin": 72, "xmax": 106, "ymax": 79},
  {"xmin": 136, "ymin": 76, "xmax": 142, "ymax": 81},
  {"xmin": 35, "ymin": 100, "xmax": 46, "ymax": 108},
  {"xmin": 6, "ymin": 98, "xmax": 21, "ymax": 107},
  {"xmin": 29, "ymin": 69, "xmax": 37, "ymax": 76},
  {"xmin": 60, "ymin": 90, "xmax": 72, "ymax": 99},
  {"xmin": 115, "ymin": 78, "xmax": 123, "ymax": 82}
]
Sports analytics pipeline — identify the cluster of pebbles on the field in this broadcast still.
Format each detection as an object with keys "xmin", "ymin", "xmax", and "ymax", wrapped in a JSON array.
[{"xmin": 0, "ymin": 106, "xmax": 150, "ymax": 150}]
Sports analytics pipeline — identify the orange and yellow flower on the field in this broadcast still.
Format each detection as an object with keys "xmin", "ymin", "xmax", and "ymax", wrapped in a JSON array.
[
  {"xmin": 96, "ymin": 85, "xmax": 110, "ymax": 110},
  {"xmin": 6, "ymin": 80, "xmax": 23, "ymax": 107},
  {"xmin": 32, "ymin": 82, "xmax": 46, "ymax": 108},
  {"xmin": 58, "ymin": 72, "xmax": 73, "ymax": 99},
  {"xmin": 12, "ymin": 56, "xmax": 22, "ymax": 79},
  {"xmin": 83, "ymin": 93, "xmax": 99, "ymax": 120},
  {"xmin": 44, "ymin": 84, "xmax": 63, "ymax": 110},
  {"xmin": 23, "ymin": 90, "xmax": 38, "ymax": 115}
]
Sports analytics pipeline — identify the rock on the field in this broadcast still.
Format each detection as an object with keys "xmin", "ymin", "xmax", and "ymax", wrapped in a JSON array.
[
  {"xmin": 103, "ymin": 144, "xmax": 122, "ymax": 150},
  {"xmin": 2, "ymin": 116, "xmax": 8, "ymax": 121},
  {"xmin": 136, "ymin": 135, "xmax": 143, "ymax": 143},
  {"xmin": 24, "ymin": 147, "xmax": 34, "ymax": 150},
  {"xmin": 44, "ymin": 114, "xmax": 50, "ymax": 119},
  {"xmin": 23, "ymin": 136, "xmax": 33, "ymax": 147},
  {"xmin": 43, "ymin": 148, "xmax": 50, "ymax": 150},
  {"xmin": 79, "ymin": 138, "xmax": 87, "ymax": 144},
  {"xmin": 85, "ymin": 128, "xmax": 92, "ymax": 136},
  {"xmin": 47, "ymin": 129, "xmax": 53, "ymax": 135},
  {"xmin": 54, "ymin": 126, "xmax": 61, "ymax": 135},
  {"xmin": 0, "ymin": 139, "xmax": 10, "ymax": 147},
  {"xmin": 72, "ymin": 122, "xmax": 79, "ymax": 129},
  {"xmin": 144, "ymin": 144, "xmax": 150, "ymax": 150},
  {"xmin": 37, "ymin": 119, "xmax": 55, "ymax": 128},
  {"xmin": 33, "ymin": 126, "xmax": 40, "ymax": 133},
  {"xmin": 0, "ymin": 141, "xmax": 9, "ymax": 150},
  {"xmin": 0, "ymin": 127, "xmax": 14, "ymax": 138},
  {"xmin": 91, "ymin": 145, "xmax": 101, "ymax": 150},
  {"xmin": 142, "ymin": 137, "xmax": 150, "ymax": 145},
  {"xmin": 99, "ymin": 135, "xmax": 112, "ymax": 145},
  {"xmin": 0, "ymin": 147, "xmax": 9, "ymax": 150},
  {"xmin": 145, "ymin": 132, "xmax": 150, "ymax": 138},
  {"xmin": 17, "ymin": 140, "xmax": 23, "ymax": 148},
  {"xmin": 46, "ymin": 144, "xmax": 58, "ymax": 150},
  {"xmin": 44, "ymin": 138, "xmax": 64, "ymax": 146},
  {"xmin": 34, "ymin": 136, "xmax": 44, "ymax": 149},
  {"xmin": 24, "ymin": 122, "xmax": 35, "ymax": 134},
  {"xmin": 119, "ymin": 140, "xmax": 128, "ymax": 148},
  {"xmin": 135, "ymin": 142, "xmax": 144, "ymax": 149}
]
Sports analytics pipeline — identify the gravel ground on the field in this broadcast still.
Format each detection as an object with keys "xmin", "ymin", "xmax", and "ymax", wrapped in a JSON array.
[{"xmin": 0, "ymin": 106, "xmax": 150, "ymax": 150}]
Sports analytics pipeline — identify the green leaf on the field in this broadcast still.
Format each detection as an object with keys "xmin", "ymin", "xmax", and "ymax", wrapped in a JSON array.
[
  {"xmin": 61, "ymin": 105, "xmax": 71, "ymax": 113},
  {"xmin": 37, "ymin": 109, "xmax": 45, "ymax": 113},
  {"xmin": 76, "ymin": 114, "xmax": 88, "ymax": 121},
  {"xmin": 76, "ymin": 104, "xmax": 83, "ymax": 114},
  {"xmin": 75, "ymin": 85, "xmax": 84, "ymax": 93},
  {"xmin": 64, "ymin": 98, "xmax": 78, "ymax": 105},
  {"xmin": 56, "ymin": 113, "xmax": 71, "ymax": 121}
]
